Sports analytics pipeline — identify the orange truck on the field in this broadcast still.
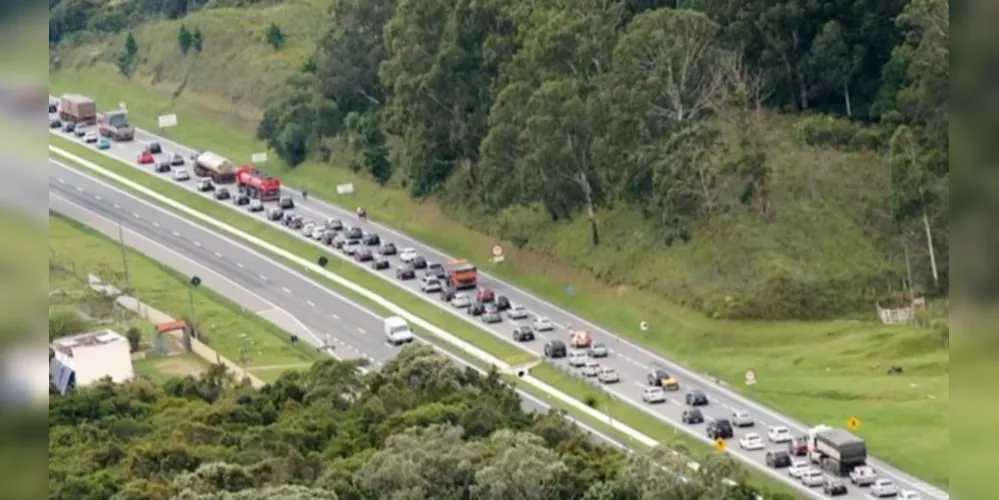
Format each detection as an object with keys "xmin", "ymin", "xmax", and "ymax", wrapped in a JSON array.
[{"xmin": 445, "ymin": 259, "xmax": 477, "ymax": 289}]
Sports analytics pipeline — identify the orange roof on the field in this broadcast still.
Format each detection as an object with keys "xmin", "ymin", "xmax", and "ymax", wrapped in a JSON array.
[{"xmin": 156, "ymin": 320, "xmax": 187, "ymax": 333}]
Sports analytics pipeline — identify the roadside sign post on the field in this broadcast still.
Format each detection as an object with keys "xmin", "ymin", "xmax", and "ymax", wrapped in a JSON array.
[
  {"xmin": 491, "ymin": 245, "xmax": 504, "ymax": 263},
  {"xmin": 251, "ymin": 152, "xmax": 268, "ymax": 163},
  {"xmin": 157, "ymin": 113, "xmax": 178, "ymax": 135},
  {"xmin": 744, "ymin": 369, "xmax": 757, "ymax": 385}
]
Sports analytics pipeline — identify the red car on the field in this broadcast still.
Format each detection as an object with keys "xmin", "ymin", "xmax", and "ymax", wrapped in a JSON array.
[
  {"xmin": 137, "ymin": 151, "xmax": 154, "ymax": 164},
  {"xmin": 476, "ymin": 287, "xmax": 495, "ymax": 303},
  {"xmin": 789, "ymin": 437, "xmax": 808, "ymax": 456}
]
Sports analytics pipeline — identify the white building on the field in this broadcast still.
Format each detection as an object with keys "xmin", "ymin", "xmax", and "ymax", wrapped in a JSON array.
[{"xmin": 50, "ymin": 329, "xmax": 134, "ymax": 394}]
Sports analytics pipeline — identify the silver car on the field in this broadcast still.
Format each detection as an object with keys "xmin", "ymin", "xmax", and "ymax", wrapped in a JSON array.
[
  {"xmin": 567, "ymin": 351, "xmax": 588, "ymax": 367},
  {"xmin": 451, "ymin": 293, "xmax": 471, "ymax": 308}
]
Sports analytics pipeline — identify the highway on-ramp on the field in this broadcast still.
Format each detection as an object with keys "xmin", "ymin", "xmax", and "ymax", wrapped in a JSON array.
[
  {"xmin": 49, "ymin": 111, "xmax": 947, "ymax": 500},
  {"xmin": 48, "ymin": 159, "xmax": 646, "ymax": 452}
]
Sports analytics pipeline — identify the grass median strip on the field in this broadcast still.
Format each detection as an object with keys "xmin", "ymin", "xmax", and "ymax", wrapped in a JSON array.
[
  {"xmin": 51, "ymin": 144, "xmax": 797, "ymax": 497},
  {"xmin": 51, "ymin": 135, "xmax": 530, "ymax": 367},
  {"xmin": 49, "ymin": 213, "xmax": 326, "ymax": 384}
]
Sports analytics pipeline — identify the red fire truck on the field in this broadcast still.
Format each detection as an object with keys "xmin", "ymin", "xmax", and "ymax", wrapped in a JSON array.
[{"xmin": 236, "ymin": 165, "xmax": 281, "ymax": 201}]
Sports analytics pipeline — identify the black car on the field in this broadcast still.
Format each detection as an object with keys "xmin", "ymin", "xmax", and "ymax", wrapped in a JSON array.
[
  {"xmin": 156, "ymin": 161, "xmax": 171, "ymax": 172},
  {"xmin": 197, "ymin": 179, "xmax": 214, "ymax": 192},
  {"xmin": 512, "ymin": 325, "xmax": 535, "ymax": 342},
  {"xmin": 214, "ymin": 188, "xmax": 231, "ymax": 200},
  {"xmin": 685, "ymin": 390, "xmax": 709, "ymax": 406},
  {"xmin": 680, "ymin": 408, "xmax": 704, "ymax": 424},
  {"xmin": 325, "ymin": 218, "xmax": 343, "ymax": 231},
  {"xmin": 49, "ymin": 118, "xmax": 61, "ymax": 128},
  {"xmin": 648, "ymin": 369, "xmax": 670, "ymax": 386},
  {"xmin": 495, "ymin": 295, "xmax": 511, "ymax": 311},
  {"xmin": 822, "ymin": 479, "xmax": 848, "ymax": 496},
  {"xmin": 372, "ymin": 258, "xmax": 390, "ymax": 270},
  {"xmin": 145, "ymin": 141, "xmax": 162, "ymax": 154},
  {"xmin": 267, "ymin": 208, "xmax": 284, "ymax": 221},
  {"xmin": 363, "ymin": 232, "xmax": 380, "ymax": 245},
  {"xmin": 379, "ymin": 242, "xmax": 397, "ymax": 256},
  {"xmin": 396, "ymin": 263, "xmax": 416, "ymax": 280},
  {"xmin": 234, "ymin": 194, "xmax": 250, "ymax": 206},
  {"xmin": 48, "ymin": 102, "xmax": 57, "ymax": 113},
  {"xmin": 412, "ymin": 256, "xmax": 427, "ymax": 269},
  {"xmin": 765, "ymin": 450, "xmax": 791, "ymax": 469},
  {"xmin": 345, "ymin": 227, "xmax": 363, "ymax": 240},
  {"xmin": 426, "ymin": 262, "xmax": 446, "ymax": 280},
  {"xmin": 468, "ymin": 303, "xmax": 486, "ymax": 316},
  {"xmin": 279, "ymin": 196, "xmax": 295, "ymax": 209},
  {"xmin": 706, "ymin": 419, "xmax": 734, "ymax": 439},
  {"xmin": 544, "ymin": 340, "xmax": 567, "ymax": 359},
  {"xmin": 62, "ymin": 122, "xmax": 75, "ymax": 133}
]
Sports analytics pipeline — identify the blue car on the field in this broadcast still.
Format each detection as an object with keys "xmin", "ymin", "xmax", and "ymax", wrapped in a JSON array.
[{"xmin": 96, "ymin": 137, "xmax": 111, "ymax": 150}]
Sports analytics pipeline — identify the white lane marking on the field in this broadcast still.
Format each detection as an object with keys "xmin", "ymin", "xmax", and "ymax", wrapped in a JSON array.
[
  {"xmin": 132, "ymin": 212, "xmax": 140, "ymax": 218},
  {"xmin": 193, "ymin": 241, "xmax": 201, "ymax": 247},
  {"xmin": 331, "ymin": 314, "xmax": 340, "ymax": 320},
  {"xmin": 94, "ymin": 195, "xmax": 101, "ymax": 201},
  {"xmin": 172, "ymin": 231, "xmax": 180, "ymax": 236},
  {"xmin": 113, "ymin": 203, "xmax": 121, "ymax": 209},
  {"xmin": 214, "ymin": 252, "xmax": 222, "ymax": 258},
  {"xmin": 152, "ymin": 222, "xmax": 159, "ymax": 228},
  {"xmin": 281, "ymin": 287, "xmax": 291, "ymax": 293},
  {"xmin": 357, "ymin": 328, "xmax": 366, "ymax": 334},
  {"xmin": 58, "ymin": 178, "xmax": 65, "ymax": 183},
  {"xmin": 259, "ymin": 274, "xmax": 268, "ymax": 281},
  {"xmin": 236, "ymin": 262, "xmax": 244, "ymax": 268},
  {"xmin": 306, "ymin": 300, "xmax": 315, "ymax": 307}
]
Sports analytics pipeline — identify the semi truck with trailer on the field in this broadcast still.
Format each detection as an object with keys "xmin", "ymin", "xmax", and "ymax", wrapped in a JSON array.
[
  {"xmin": 194, "ymin": 151, "xmax": 237, "ymax": 183},
  {"xmin": 97, "ymin": 109, "xmax": 135, "ymax": 141},
  {"xmin": 445, "ymin": 259, "xmax": 478, "ymax": 290},
  {"xmin": 59, "ymin": 94, "xmax": 97, "ymax": 125},
  {"xmin": 807, "ymin": 425, "xmax": 867, "ymax": 476},
  {"xmin": 236, "ymin": 165, "xmax": 281, "ymax": 201}
]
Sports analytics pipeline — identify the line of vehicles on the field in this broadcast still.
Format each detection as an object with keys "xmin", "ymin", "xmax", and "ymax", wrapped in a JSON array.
[{"xmin": 50, "ymin": 95, "xmax": 926, "ymax": 500}]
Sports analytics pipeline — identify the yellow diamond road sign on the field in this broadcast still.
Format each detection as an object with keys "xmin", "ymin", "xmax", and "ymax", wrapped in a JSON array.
[
  {"xmin": 714, "ymin": 438, "xmax": 726, "ymax": 452},
  {"xmin": 847, "ymin": 416, "xmax": 861, "ymax": 431}
]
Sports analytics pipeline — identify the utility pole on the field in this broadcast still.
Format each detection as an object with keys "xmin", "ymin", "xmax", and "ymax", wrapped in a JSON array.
[
  {"xmin": 118, "ymin": 223, "xmax": 132, "ymax": 294},
  {"xmin": 184, "ymin": 275, "xmax": 202, "ymax": 353}
]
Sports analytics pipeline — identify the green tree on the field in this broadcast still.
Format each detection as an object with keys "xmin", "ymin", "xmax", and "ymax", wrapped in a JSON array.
[
  {"xmin": 265, "ymin": 22, "xmax": 285, "ymax": 50},
  {"xmin": 178, "ymin": 24, "xmax": 193, "ymax": 56},
  {"xmin": 125, "ymin": 327, "xmax": 142, "ymax": 352},
  {"xmin": 191, "ymin": 28, "xmax": 203, "ymax": 53},
  {"xmin": 116, "ymin": 31, "xmax": 139, "ymax": 77}
]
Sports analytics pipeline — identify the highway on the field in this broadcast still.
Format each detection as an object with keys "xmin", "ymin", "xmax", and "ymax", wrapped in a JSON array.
[
  {"xmin": 48, "ymin": 159, "xmax": 644, "ymax": 453},
  {"xmin": 49, "ymin": 109, "xmax": 947, "ymax": 500}
]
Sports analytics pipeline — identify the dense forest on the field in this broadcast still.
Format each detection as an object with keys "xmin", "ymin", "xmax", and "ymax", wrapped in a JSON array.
[
  {"xmin": 48, "ymin": 0, "xmax": 949, "ymax": 320},
  {"xmin": 49, "ymin": 344, "xmax": 791, "ymax": 499},
  {"xmin": 255, "ymin": 0, "xmax": 948, "ymax": 319}
]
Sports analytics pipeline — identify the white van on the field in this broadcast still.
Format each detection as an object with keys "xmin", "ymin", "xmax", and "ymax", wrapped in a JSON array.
[{"xmin": 384, "ymin": 316, "xmax": 415, "ymax": 345}]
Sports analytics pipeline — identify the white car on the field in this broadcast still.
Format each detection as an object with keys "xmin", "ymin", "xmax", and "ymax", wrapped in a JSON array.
[
  {"xmin": 898, "ymin": 490, "xmax": 922, "ymax": 500},
  {"xmin": 301, "ymin": 223, "xmax": 316, "ymax": 236},
  {"xmin": 532, "ymin": 316, "xmax": 555, "ymax": 332},
  {"xmin": 311, "ymin": 227, "xmax": 326, "ymax": 240},
  {"xmin": 787, "ymin": 460, "xmax": 810, "ymax": 478},
  {"xmin": 871, "ymin": 479, "xmax": 899, "ymax": 497},
  {"xmin": 597, "ymin": 367, "xmax": 620, "ymax": 384},
  {"xmin": 399, "ymin": 247, "xmax": 418, "ymax": 262},
  {"xmin": 731, "ymin": 410, "xmax": 754, "ymax": 427},
  {"xmin": 171, "ymin": 168, "xmax": 190, "ymax": 181},
  {"xmin": 767, "ymin": 425, "xmax": 792, "ymax": 443},
  {"xmin": 84, "ymin": 131, "xmax": 99, "ymax": 143},
  {"xmin": 800, "ymin": 468, "xmax": 824, "ymax": 487},
  {"xmin": 567, "ymin": 351, "xmax": 588, "ymax": 367},
  {"xmin": 507, "ymin": 304, "xmax": 529, "ymax": 320},
  {"xmin": 581, "ymin": 362, "xmax": 600, "ymax": 377},
  {"xmin": 450, "ymin": 293, "xmax": 471, "ymax": 308},
  {"xmin": 738, "ymin": 433, "xmax": 764, "ymax": 451},
  {"xmin": 642, "ymin": 386, "xmax": 666, "ymax": 404},
  {"xmin": 343, "ymin": 239, "xmax": 361, "ymax": 255},
  {"xmin": 248, "ymin": 199, "xmax": 264, "ymax": 212},
  {"xmin": 849, "ymin": 465, "xmax": 877, "ymax": 486},
  {"xmin": 420, "ymin": 276, "xmax": 442, "ymax": 293}
]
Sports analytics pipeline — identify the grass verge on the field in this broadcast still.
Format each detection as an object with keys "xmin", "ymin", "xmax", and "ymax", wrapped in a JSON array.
[
  {"xmin": 134, "ymin": 353, "xmax": 212, "ymax": 383},
  {"xmin": 49, "ymin": 213, "xmax": 326, "ymax": 383},
  {"xmin": 48, "ymin": 70, "xmax": 948, "ymax": 486}
]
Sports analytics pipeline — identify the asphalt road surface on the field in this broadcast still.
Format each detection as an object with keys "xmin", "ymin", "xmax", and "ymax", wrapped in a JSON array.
[
  {"xmin": 49, "ymin": 108, "xmax": 947, "ymax": 500},
  {"xmin": 48, "ymin": 159, "xmax": 644, "ymax": 455}
]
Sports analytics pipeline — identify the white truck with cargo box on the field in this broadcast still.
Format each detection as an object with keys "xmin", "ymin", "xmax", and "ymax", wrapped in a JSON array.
[
  {"xmin": 807, "ymin": 425, "xmax": 868, "ymax": 476},
  {"xmin": 194, "ymin": 151, "xmax": 237, "ymax": 184},
  {"xmin": 384, "ymin": 316, "xmax": 415, "ymax": 345}
]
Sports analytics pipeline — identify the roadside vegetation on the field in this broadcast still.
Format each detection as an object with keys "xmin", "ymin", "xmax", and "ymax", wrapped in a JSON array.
[{"xmin": 49, "ymin": 343, "xmax": 796, "ymax": 500}]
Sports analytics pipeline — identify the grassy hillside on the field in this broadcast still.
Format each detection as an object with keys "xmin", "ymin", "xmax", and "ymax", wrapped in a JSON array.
[
  {"xmin": 48, "ymin": 68, "xmax": 949, "ymax": 485},
  {"xmin": 50, "ymin": 0, "xmax": 329, "ymax": 120}
]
